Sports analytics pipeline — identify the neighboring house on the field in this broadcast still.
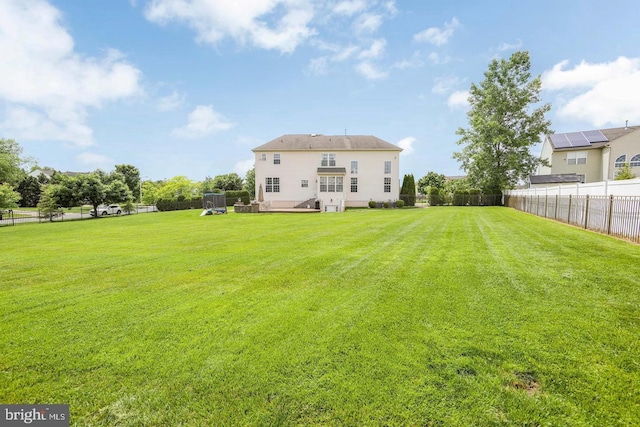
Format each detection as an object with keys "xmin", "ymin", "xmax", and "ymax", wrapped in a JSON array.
[
  {"xmin": 537, "ymin": 125, "xmax": 640, "ymax": 183},
  {"xmin": 28, "ymin": 168, "xmax": 89, "ymax": 180},
  {"xmin": 529, "ymin": 173, "xmax": 584, "ymax": 188},
  {"xmin": 253, "ymin": 134, "xmax": 402, "ymax": 211},
  {"xmin": 28, "ymin": 167, "xmax": 56, "ymax": 180}
]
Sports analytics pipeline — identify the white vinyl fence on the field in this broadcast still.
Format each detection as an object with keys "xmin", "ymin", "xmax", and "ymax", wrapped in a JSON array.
[
  {"xmin": 505, "ymin": 195, "xmax": 640, "ymax": 244},
  {"xmin": 506, "ymin": 178, "xmax": 640, "ymax": 197}
]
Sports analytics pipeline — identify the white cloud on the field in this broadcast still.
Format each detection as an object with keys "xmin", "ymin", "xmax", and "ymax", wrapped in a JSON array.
[
  {"xmin": 76, "ymin": 152, "xmax": 114, "ymax": 169},
  {"xmin": 145, "ymin": 0, "xmax": 316, "ymax": 54},
  {"xmin": 355, "ymin": 61, "xmax": 388, "ymax": 80},
  {"xmin": 427, "ymin": 51, "xmax": 451, "ymax": 65},
  {"xmin": 332, "ymin": 0, "xmax": 368, "ymax": 16},
  {"xmin": 234, "ymin": 158, "xmax": 255, "ymax": 176},
  {"xmin": 384, "ymin": 1, "xmax": 397, "ymax": 16},
  {"xmin": 397, "ymin": 136, "xmax": 415, "ymax": 156},
  {"xmin": 358, "ymin": 38, "xmax": 386, "ymax": 60},
  {"xmin": 353, "ymin": 12, "xmax": 383, "ymax": 34},
  {"xmin": 157, "ymin": 90, "xmax": 186, "ymax": 112},
  {"xmin": 306, "ymin": 56, "xmax": 330, "ymax": 76},
  {"xmin": 497, "ymin": 39, "xmax": 523, "ymax": 52},
  {"xmin": 172, "ymin": 105, "xmax": 235, "ymax": 139},
  {"xmin": 393, "ymin": 51, "xmax": 424, "ymax": 70},
  {"xmin": 542, "ymin": 57, "xmax": 640, "ymax": 127},
  {"xmin": 432, "ymin": 76, "xmax": 461, "ymax": 94},
  {"xmin": 414, "ymin": 17, "xmax": 460, "ymax": 46},
  {"xmin": 447, "ymin": 90, "xmax": 470, "ymax": 110},
  {"xmin": 0, "ymin": 0, "xmax": 142, "ymax": 147}
]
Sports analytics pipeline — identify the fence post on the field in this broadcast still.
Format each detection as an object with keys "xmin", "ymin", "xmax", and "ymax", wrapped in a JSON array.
[
  {"xmin": 584, "ymin": 194, "xmax": 590, "ymax": 229},
  {"xmin": 555, "ymin": 194, "xmax": 558, "ymax": 220},
  {"xmin": 545, "ymin": 194, "xmax": 548, "ymax": 218},
  {"xmin": 607, "ymin": 194, "xmax": 614, "ymax": 235},
  {"xmin": 568, "ymin": 194, "xmax": 572, "ymax": 223}
]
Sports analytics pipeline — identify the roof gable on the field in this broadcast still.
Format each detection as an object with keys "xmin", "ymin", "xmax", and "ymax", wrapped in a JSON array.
[{"xmin": 253, "ymin": 134, "xmax": 402, "ymax": 152}]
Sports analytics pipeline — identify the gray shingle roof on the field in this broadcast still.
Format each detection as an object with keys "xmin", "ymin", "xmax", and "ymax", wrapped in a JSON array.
[
  {"xmin": 253, "ymin": 134, "xmax": 402, "ymax": 151},
  {"xmin": 529, "ymin": 174, "xmax": 584, "ymax": 184}
]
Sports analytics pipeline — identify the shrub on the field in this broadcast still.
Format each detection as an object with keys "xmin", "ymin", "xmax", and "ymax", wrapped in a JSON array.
[
  {"xmin": 383, "ymin": 201, "xmax": 390, "ymax": 208},
  {"xmin": 368, "ymin": 200, "xmax": 376, "ymax": 208},
  {"xmin": 396, "ymin": 199, "xmax": 404, "ymax": 208}
]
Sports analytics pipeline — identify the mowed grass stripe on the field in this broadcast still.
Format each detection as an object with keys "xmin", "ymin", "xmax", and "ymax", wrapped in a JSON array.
[{"xmin": 1, "ymin": 208, "xmax": 638, "ymax": 425}]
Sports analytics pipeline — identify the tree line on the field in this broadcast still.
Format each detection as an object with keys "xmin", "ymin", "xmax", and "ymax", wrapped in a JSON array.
[{"xmin": 0, "ymin": 137, "xmax": 256, "ymax": 216}]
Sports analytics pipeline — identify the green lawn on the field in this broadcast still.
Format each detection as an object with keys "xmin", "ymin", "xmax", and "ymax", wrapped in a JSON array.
[{"xmin": 1, "ymin": 208, "xmax": 639, "ymax": 426}]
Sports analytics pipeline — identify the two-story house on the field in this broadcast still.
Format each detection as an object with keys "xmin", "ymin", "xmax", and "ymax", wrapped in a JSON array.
[
  {"xmin": 535, "ymin": 125, "xmax": 640, "ymax": 185},
  {"xmin": 252, "ymin": 134, "xmax": 402, "ymax": 212}
]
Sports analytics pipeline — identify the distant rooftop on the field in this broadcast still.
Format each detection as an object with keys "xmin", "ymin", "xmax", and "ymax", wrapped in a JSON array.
[
  {"xmin": 529, "ymin": 174, "xmax": 585, "ymax": 185},
  {"xmin": 253, "ymin": 134, "xmax": 402, "ymax": 151}
]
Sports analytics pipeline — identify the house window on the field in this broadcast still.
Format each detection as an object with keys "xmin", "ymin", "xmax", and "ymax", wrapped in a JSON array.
[
  {"xmin": 384, "ymin": 177, "xmax": 391, "ymax": 192},
  {"xmin": 567, "ymin": 151, "xmax": 587, "ymax": 165},
  {"xmin": 260, "ymin": 153, "xmax": 266, "ymax": 161},
  {"xmin": 614, "ymin": 155, "xmax": 626, "ymax": 168},
  {"xmin": 351, "ymin": 161, "xmax": 358, "ymax": 174},
  {"xmin": 274, "ymin": 153, "xmax": 281, "ymax": 165},
  {"xmin": 301, "ymin": 179, "xmax": 308, "ymax": 188},
  {"xmin": 321, "ymin": 153, "xmax": 336, "ymax": 166},
  {"xmin": 351, "ymin": 177, "xmax": 358, "ymax": 192},
  {"xmin": 384, "ymin": 160, "xmax": 391, "ymax": 174},
  {"xmin": 631, "ymin": 154, "xmax": 640, "ymax": 167},
  {"xmin": 265, "ymin": 177, "xmax": 280, "ymax": 192},
  {"xmin": 319, "ymin": 176, "xmax": 343, "ymax": 192}
]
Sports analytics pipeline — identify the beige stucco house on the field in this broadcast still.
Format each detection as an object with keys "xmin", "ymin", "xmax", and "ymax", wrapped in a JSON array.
[
  {"xmin": 536, "ymin": 125, "xmax": 640, "ymax": 184},
  {"xmin": 252, "ymin": 134, "xmax": 402, "ymax": 211}
]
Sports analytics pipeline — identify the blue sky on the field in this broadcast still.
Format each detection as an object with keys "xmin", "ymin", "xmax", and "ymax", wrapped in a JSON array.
[{"xmin": 2, "ymin": 0, "xmax": 640, "ymax": 181}]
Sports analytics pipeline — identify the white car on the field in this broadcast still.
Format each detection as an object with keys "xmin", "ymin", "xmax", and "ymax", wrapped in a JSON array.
[{"xmin": 90, "ymin": 204, "xmax": 122, "ymax": 217}]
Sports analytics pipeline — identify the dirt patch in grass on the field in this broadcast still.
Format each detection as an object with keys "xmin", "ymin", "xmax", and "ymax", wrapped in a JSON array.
[{"xmin": 509, "ymin": 371, "xmax": 541, "ymax": 395}]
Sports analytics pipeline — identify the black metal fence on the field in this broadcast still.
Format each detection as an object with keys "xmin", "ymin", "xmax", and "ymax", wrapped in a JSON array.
[
  {"xmin": 0, "ymin": 205, "xmax": 158, "ymax": 227},
  {"xmin": 504, "ymin": 194, "xmax": 640, "ymax": 243}
]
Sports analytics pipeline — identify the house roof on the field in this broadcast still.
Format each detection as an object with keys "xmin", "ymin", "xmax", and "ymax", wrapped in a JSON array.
[
  {"xmin": 529, "ymin": 174, "xmax": 585, "ymax": 184},
  {"xmin": 253, "ymin": 134, "xmax": 402, "ymax": 152},
  {"xmin": 547, "ymin": 125, "xmax": 639, "ymax": 151}
]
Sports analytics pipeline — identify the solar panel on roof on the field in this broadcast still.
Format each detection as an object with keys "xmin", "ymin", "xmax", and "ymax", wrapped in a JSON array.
[
  {"xmin": 582, "ymin": 130, "xmax": 608, "ymax": 143},
  {"xmin": 549, "ymin": 133, "xmax": 571, "ymax": 148},
  {"xmin": 566, "ymin": 132, "xmax": 590, "ymax": 147}
]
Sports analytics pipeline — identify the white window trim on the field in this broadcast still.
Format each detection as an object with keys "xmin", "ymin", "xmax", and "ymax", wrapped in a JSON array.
[
  {"xmin": 567, "ymin": 151, "xmax": 587, "ymax": 165},
  {"xmin": 384, "ymin": 160, "xmax": 391, "ymax": 174},
  {"xmin": 614, "ymin": 154, "xmax": 626, "ymax": 168}
]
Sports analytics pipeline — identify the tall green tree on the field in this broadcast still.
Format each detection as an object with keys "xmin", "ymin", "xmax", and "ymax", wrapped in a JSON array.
[
  {"xmin": 243, "ymin": 168, "xmax": 255, "ymax": 199},
  {"xmin": 74, "ymin": 173, "xmax": 107, "ymax": 216},
  {"xmin": 141, "ymin": 180, "xmax": 159, "ymax": 205},
  {"xmin": 37, "ymin": 184, "xmax": 63, "ymax": 221},
  {"xmin": 17, "ymin": 175, "xmax": 42, "ymax": 207},
  {"xmin": 201, "ymin": 176, "xmax": 217, "ymax": 193},
  {"xmin": 453, "ymin": 51, "xmax": 551, "ymax": 194},
  {"xmin": 156, "ymin": 176, "xmax": 198, "ymax": 201},
  {"xmin": 115, "ymin": 164, "xmax": 141, "ymax": 201},
  {"xmin": 400, "ymin": 174, "xmax": 416, "ymax": 206},
  {"xmin": 417, "ymin": 172, "xmax": 446, "ymax": 195},
  {"xmin": 212, "ymin": 173, "xmax": 243, "ymax": 191},
  {"xmin": 0, "ymin": 182, "xmax": 21, "ymax": 210},
  {"xmin": 0, "ymin": 138, "xmax": 30, "ymax": 185}
]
